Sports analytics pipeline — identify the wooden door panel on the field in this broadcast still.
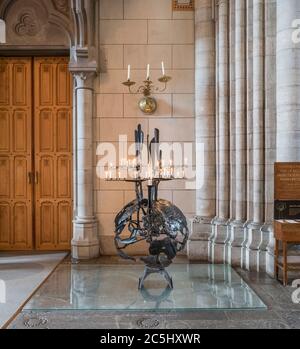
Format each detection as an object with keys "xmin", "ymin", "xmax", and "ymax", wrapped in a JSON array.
[
  {"xmin": 57, "ymin": 202, "xmax": 71, "ymax": 247},
  {"xmin": 0, "ymin": 58, "xmax": 32, "ymax": 250},
  {"xmin": 39, "ymin": 109, "xmax": 54, "ymax": 152},
  {"xmin": 0, "ymin": 63, "xmax": 10, "ymax": 105},
  {"xmin": 39, "ymin": 63, "xmax": 54, "ymax": 106},
  {"xmin": 0, "ymin": 110, "xmax": 10, "ymax": 151},
  {"xmin": 13, "ymin": 202, "xmax": 29, "ymax": 245},
  {"xmin": 12, "ymin": 64, "xmax": 28, "ymax": 106},
  {"xmin": 34, "ymin": 57, "xmax": 72, "ymax": 250},
  {"xmin": 39, "ymin": 156, "xmax": 54, "ymax": 198},
  {"xmin": 57, "ymin": 110, "xmax": 71, "ymax": 152},
  {"xmin": 13, "ymin": 110, "xmax": 28, "ymax": 152},
  {"xmin": 57, "ymin": 64, "xmax": 71, "ymax": 106},
  {"xmin": 0, "ymin": 203, "xmax": 10, "ymax": 245},
  {"xmin": 13, "ymin": 157, "xmax": 28, "ymax": 198},
  {"xmin": 36, "ymin": 202, "xmax": 55, "ymax": 248},
  {"xmin": 57, "ymin": 156, "xmax": 71, "ymax": 198},
  {"xmin": 0, "ymin": 158, "xmax": 10, "ymax": 198}
]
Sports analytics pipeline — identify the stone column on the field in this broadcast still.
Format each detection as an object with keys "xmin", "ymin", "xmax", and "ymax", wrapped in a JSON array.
[
  {"xmin": 245, "ymin": 0, "xmax": 266, "ymax": 271},
  {"xmin": 265, "ymin": 0, "xmax": 277, "ymax": 276},
  {"xmin": 276, "ymin": 0, "xmax": 300, "ymax": 162},
  {"xmin": 189, "ymin": 0, "xmax": 216, "ymax": 261},
  {"xmin": 71, "ymin": 72, "xmax": 99, "ymax": 260},
  {"xmin": 212, "ymin": 0, "xmax": 230, "ymax": 263},
  {"xmin": 228, "ymin": 0, "xmax": 247, "ymax": 266}
]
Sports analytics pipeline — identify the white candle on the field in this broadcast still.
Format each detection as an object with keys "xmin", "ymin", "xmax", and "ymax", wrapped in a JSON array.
[
  {"xmin": 161, "ymin": 61, "xmax": 165, "ymax": 76},
  {"xmin": 127, "ymin": 64, "xmax": 131, "ymax": 80},
  {"xmin": 146, "ymin": 64, "xmax": 150, "ymax": 80}
]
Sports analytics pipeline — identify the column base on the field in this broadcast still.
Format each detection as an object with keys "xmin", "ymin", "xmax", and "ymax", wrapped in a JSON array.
[
  {"xmin": 187, "ymin": 240, "xmax": 210, "ymax": 261},
  {"xmin": 187, "ymin": 218, "xmax": 275, "ymax": 277},
  {"xmin": 187, "ymin": 217, "xmax": 214, "ymax": 261},
  {"xmin": 245, "ymin": 222, "xmax": 265, "ymax": 272},
  {"xmin": 72, "ymin": 220, "xmax": 99, "ymax": 260},
  {"xmin": 227, "ymin": 220, "xmax": 246, "ymax": 268},
  {"xmin": 210, "ymin": 218, "xmax": 229, "ymax": 264}
]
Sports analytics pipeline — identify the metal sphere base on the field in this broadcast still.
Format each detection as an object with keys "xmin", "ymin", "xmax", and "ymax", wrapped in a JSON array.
[{"xmin": 138, "ymin": 265, "xmax": 174, "ymax": 290}]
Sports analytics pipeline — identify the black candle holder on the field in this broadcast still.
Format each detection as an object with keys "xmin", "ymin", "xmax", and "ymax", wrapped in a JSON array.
[{"xmin": 105, "ymin": 125, "xmax": 189, "ymax": 290}]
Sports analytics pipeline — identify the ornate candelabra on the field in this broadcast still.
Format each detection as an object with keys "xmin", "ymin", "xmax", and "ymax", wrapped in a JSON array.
[
  {"xmin": 122, "ymin": 63, "xmax": 172, "ymax": 115},
  {"xmin": 105, "ymin": 124, "xmax": 189, "ymax": 290}
]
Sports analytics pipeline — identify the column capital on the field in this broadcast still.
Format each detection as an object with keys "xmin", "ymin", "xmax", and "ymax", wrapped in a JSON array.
[{"xmin": 70, "ymin": 69, "xmax": 97, "ymax": 89}]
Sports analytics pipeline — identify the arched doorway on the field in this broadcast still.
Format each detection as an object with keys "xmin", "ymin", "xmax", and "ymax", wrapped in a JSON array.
[{"xmin": 0, "ymin": 0, "xmax": 100, "ymax": 258}]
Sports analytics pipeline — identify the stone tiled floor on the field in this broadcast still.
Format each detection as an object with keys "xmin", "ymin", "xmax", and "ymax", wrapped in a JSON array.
[
  {"xmin": 0, "ymin": 252, "xmax": 67, "ymax": 329},
  {"xmin": 6, "ymin": 258, "xmax": 300, "ymax": 329}
]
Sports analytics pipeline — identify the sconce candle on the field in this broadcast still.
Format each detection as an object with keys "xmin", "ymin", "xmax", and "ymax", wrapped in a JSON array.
[
  {"xmin": 161, "ymin": 61, "xmax": 165, "ymax": 76},
  {"xmin": 127, "ymin": 65, "xmax": 131, "ymax": 80},
  {"xmin": 146, "ymin": 64, "xmax": 150, "ymax": 80}
]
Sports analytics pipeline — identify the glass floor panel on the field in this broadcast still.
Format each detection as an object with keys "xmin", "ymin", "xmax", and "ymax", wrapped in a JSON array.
[{"xmin": 24, "ymin": 264, "xmax": 266, "ymax": 311}]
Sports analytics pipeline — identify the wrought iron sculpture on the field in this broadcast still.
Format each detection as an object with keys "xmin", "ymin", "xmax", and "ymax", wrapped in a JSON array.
[{"xmin": 109, "ymin": 124, "xmax": 189, "ymax": 289}]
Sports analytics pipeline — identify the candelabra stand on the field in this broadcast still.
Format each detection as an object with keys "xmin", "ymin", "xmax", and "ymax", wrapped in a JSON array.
[{"xmin": 105, "ymin": 125, "xmax": 189, "ymax": 290}]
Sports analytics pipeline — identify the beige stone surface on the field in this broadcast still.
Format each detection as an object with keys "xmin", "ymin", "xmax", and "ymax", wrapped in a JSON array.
[
  {"xmin": 100, "ymin": 45, "xmax": 124, "ymax": 69},
  {"xmin": 124, "ymin": 0, "xmax": 172, "ymax": 19},
  {"xmin": 100, "ymin": 0, "xmax": 124, "ymax": 19},
  {"xmin": 124, "ymin": 45, "xmax": 172, "ymax": 69},
  {"xmin": 148, "ymin": 20, "xmax": 194, "ymax": 44},
  {"xmin": 173, "ymin": 45, "xmax": 195, "ymax": 69},
  {"xmin": 97, "ymin": 94, "xmax": 124, "ymax": 117},
  {"xmin": 173, "ymin": 94, "xmax": 195, "ymax": 118},
  {"xmin": 100, "ymin": 20, "xmax": 148, "ymax": 44}
]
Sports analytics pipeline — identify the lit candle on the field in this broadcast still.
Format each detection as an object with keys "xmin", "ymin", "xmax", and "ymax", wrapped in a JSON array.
[
  {"xmin": 146, "ymin": 64, "xmax": 150, "ymax": 80},
  {"xmin": 161, "ymin": 61, "xmax": 165, "ymax": 76},
  {"xmin": 127, "ymin": 64, "xmax": 131, "ymax": 80}
]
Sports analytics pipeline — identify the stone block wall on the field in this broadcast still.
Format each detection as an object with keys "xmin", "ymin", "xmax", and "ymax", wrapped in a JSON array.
[{"xmin": 95, "ymin": 0, "xmax": 196, "ymax": 255}]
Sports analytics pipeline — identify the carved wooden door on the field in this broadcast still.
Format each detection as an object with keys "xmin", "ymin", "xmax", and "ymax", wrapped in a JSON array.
[
  {"xmin": 0, "ymin": 57, "xmax": 72, "ymax": 251},
  {"xmin": 34, "ymin": 57, "xmax": 73, "ymax": 250},
  {"xmin": 0, "ymin": 58, "xmax": 33, "ymax": 250}
]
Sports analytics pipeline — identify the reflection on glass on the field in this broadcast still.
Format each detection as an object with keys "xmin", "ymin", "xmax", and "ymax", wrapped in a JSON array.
[
  {"xmin": 25, "ymin": 264, "xmax": 266, "ymax": 311},
  {"xmin": 0, "ymin": 280, "xmax": 6, "ymax": 304}
]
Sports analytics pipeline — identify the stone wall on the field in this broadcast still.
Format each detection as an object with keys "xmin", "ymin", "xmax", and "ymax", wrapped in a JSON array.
[{"xmin": 95, "ymin": 0, "xmax": 196, "ymax": 255}]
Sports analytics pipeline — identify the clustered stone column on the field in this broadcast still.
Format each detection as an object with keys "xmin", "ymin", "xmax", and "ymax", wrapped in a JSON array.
[
  {"xmin": 71, "ymin": 72, "xmax": 99, "ymax": 260},
  {"xmin": 188, "ymin": 0, "xmax": 216, "ymax": 261},
  {"xmin": 211, "ymin": 0, "xmax": 230, "ymax": 263},
  {"xmin": 191, "ymin": 0, "xmax": 285, "ymax": 274},
  {"xmin": 229, "ymin": 0, "xmax": 248, "ymax": 267},
  {"xmin": 264, "ymin": 0, "xmax": 277, "ymax": 275}
]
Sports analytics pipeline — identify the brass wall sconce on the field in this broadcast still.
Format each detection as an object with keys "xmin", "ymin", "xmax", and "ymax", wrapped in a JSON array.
[{"xmin": 122, "ymin": 63, "xmax": 172, "ymax": 115}]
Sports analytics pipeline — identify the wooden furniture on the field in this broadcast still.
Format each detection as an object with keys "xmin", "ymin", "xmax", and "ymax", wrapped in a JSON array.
[
  {"xmin": 0, "ymin": 57, "xmax": 72, "ymax": 250},
  {"xmin": 274, "ymin": 220, "xmax": 300, "ymax": 286}
]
